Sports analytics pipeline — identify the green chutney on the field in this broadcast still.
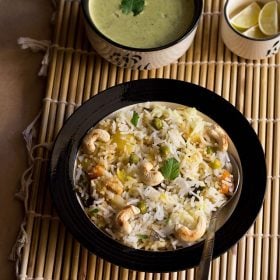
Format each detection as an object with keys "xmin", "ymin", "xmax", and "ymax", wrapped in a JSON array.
[{"xmin": 89, "ymin": 0, "xmax": 195, "ymax": 49}]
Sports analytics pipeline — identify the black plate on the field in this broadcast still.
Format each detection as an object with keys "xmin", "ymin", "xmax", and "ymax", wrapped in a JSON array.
[{"xmin": 49, "ymin": 79, "xmax": 266, "ymax": 272}]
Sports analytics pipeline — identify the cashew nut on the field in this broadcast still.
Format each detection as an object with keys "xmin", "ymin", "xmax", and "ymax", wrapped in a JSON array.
[
  {"xmin": 83, "ymin": 129, "xmax": 110, "ymax": 154},
  {"xmin": 206, "ymin": 124, "xmax": 228, "ymax": 151},
  {"xmin": 140, "ymin": 161, "xmax": 164, "ymax": 187},
  {"xmin": 175, "ymin": 214, "xmax": 207, "ymax": 242},
  {"xmin": 105, "ymin": 177, "xmax": 124, "ymax": 195},
  {"xmin": 115, "ymin": 205, "xmax": 140, "ymax": 234}
]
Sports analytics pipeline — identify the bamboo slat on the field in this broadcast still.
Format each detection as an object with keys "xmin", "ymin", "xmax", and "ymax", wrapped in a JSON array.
[{"xmin": 16, "ymin": 0, "xmax": 280, "ymax": 279}]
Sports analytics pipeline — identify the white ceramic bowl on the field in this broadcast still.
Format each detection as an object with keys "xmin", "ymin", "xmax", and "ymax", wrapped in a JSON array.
[
  {"xmin": 81, "ymin": 0, "xmax": 203, "ymax": 70},
  {"xmin": 221, "ymin": 0, "xmax": 280, "ymax": 60}
]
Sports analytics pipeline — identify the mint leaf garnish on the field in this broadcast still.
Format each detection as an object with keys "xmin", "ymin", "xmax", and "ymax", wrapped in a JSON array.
[
  {"xmin": 160, "ymin": 158, "xmax": 180, "ymax": 180},
  {"xmin": 120, "ymin": 0, "xmax": 145, "ymax": 16},
  {"xmin": 131, "ymin": 111, "xmax": 140, "ymax": 126}
]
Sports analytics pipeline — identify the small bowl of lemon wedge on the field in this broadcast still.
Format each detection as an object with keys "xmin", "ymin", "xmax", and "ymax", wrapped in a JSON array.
[{"xmin": 221, "ymin": 0, "xmax": 280, "ymax": 60}]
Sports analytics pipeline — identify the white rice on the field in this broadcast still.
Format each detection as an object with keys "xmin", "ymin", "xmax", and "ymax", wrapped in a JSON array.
[{"xmin": 74, "ymin": 103, "xmax": 234, "ymax": 251}]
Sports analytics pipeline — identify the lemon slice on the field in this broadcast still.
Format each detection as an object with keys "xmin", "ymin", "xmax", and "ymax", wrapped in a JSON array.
[
  {"xmin": 230, "ymin": 2, "xmax": 261, "ymax": 31},
  {"xmin": 243, "ymin": 25, "xmax": 267, "ymax": 39},
  {"xmin": 258, "ymin": 1, "xmax": 279, "ymax": 36}
]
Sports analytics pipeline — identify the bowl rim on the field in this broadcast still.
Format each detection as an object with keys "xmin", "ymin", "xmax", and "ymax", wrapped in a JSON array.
[
  {"xmin": 49, "ymin": 79, "xmax": 267, "ymax": 272},
  {"xmin": 223, "ymin": 0, "xmax": 280, "ymax": 42},
  {"xmin": 81, "ymin": 0, "xmax": 203, "ymax": 51}
]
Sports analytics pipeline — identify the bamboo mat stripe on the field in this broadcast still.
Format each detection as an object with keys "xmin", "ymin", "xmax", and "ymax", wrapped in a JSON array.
[{"xmin": 17, "ymin": 0, "xmax": 280, "ymax": 279}]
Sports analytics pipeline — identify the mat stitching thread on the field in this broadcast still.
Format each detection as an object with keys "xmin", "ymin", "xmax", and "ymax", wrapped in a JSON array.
[
  {"xmin": 246, "ymin": 234, "xmax": 280, "ymax": 238},
  {"xmin": 26, "ymin": 210, "xmax": 59, "ymax": 220},
  {"xmin": 203, "ymin": 11, "xmax": 221, "ymax": 16},
  {"xmin": 50, "ymin": 44, "xmax": 96, "ymax": 54},
  {"xmin": 247, "ymin": 118, "xmax": 280, "ymax": 123},
  {"xmin": 178, "ymin": 61, "xmax": 280, "ymax": 68},
  {"xmin": 17, "ymin": 276, "xmax": 45, "ymax": 280},
  {"xmin": 48, "ymin": 45, "xmax": 280, "ymax": 69},
  {"xmin": 268, "ymin": 175, "xmax": 280, "ymax": 180},
  {"xmin": 43, "ymin": 97, "xmax": 80, "ymax": 108},
  {"xmin": 9, "ymin": 113, "xmax": 40, "ymax": 271},
  {"xmin": 10, "ymin": 113, "xmax": 53, "ymax": 275},
  {"xmin": 18, "ymin": 37, "xmax": 51, "ymax": 76}
]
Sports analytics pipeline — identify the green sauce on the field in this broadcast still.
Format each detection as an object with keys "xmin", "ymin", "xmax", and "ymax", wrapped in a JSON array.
[{"xmin": 89, "ymin": 0, "xmax": 195, "ymax": 49}]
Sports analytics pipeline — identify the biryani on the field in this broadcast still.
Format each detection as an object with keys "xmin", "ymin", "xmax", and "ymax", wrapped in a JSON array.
[{"xmin": 74, "ymin": 102, "xmax": 234, "ymax": 250}]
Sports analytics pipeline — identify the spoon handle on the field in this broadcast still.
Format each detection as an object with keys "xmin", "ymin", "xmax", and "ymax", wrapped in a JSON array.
[{"xmin": 197, "ymin": 212, "xmax": 218, "ymax": 280}]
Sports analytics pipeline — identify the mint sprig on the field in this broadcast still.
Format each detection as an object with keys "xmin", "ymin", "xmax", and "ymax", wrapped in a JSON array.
[
  {"xmin": 160, "ymin": 158, "xmax": 180, "ymax": 180},
  {"xmin": 120, "ymin": 0, "xmax": 145, "ymax": 16}
]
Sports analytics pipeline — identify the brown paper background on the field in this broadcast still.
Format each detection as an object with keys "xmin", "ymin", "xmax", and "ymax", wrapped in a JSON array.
[{"xmin": 0, "ymin": 1, "xmax": 52, "ymax": 279}]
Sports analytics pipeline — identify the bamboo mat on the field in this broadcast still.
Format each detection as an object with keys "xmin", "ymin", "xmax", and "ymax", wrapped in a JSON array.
[{"xmin": 17, "ymin": 0, "xmax": 280, "ymax": 279}]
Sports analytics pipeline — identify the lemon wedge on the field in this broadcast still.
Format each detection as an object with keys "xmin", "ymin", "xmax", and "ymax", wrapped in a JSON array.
[
  {"xmin": 243, "ymin": 25, "xmax": 267, "ymax": 39},
  {"xmin": 258, "ymin": 1, "xmax": 279, "ymax": 36},
  {"xmin": 230, "ymin": 2, "xmax": 261, "ymax": 31}
]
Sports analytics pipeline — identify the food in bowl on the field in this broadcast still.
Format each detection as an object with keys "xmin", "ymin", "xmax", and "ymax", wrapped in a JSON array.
[
  {"xmin": 88, "ymin": 0, "xmax": 195, "ymax": 48},
  {"xmin": 74, "ymin": 103, "xmax": 234, "ymax": 250}
]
